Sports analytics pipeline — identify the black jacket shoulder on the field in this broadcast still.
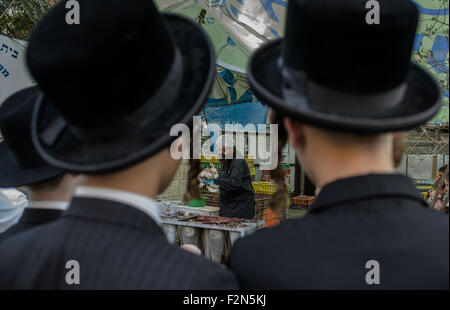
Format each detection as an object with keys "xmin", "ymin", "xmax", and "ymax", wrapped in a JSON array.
[
  {"xmin": 0, "ymin": 199, "xmax": 239, "ymax": 290},
  {"xmin": 229, "ymin": 203, "xmax": 449, "ymax": 290}
]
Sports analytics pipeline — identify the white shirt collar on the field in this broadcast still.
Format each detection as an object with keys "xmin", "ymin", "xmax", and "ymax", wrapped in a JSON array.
[
  {"xmin": 74, "ymin": 186, "xmax": 161, "ymax": 225},
  {"xmin": 28, "ymin": 200, "xmax": 69, "ymax": 211}
]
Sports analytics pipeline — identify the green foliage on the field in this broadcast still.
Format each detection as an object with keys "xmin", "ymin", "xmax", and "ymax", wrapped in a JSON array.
[{"xmin": 0, "ymin": 0, "xmax": 53, "ymax": 40}]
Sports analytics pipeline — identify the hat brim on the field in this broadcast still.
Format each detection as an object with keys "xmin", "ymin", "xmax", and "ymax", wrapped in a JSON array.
[
  {"xmin": 248, "ymin": 39, "xmax": 442, "ymax": 133},
  {"xmin": 31, "ymin": 14, "xmax": 215, "ymax": 174},
  {"xmin": 0, "ymin": 143, "xmax": 64, "ymax": 187}
]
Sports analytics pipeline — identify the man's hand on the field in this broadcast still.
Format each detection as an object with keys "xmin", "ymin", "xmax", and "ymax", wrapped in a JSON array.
[{"xmin": 180, "ymin": 244, "xmax": 202, "ymax": 256}]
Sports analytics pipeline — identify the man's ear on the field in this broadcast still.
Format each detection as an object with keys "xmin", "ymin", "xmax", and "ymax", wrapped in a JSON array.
[{"xmin": 283, "ymin": 117, "xmax": 304, "ymax": 148}]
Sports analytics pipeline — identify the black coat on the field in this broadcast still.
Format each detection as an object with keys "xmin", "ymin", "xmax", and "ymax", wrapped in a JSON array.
[
  {"xmin": 0, "ymin": 197, "xmax": 238, "ymax": 289},
  {"xmin": 228, "ymin": 174, "xmax": 449, "ymax": 289},
  {"xmin": 0, "ymin": 208, "xmax": 63, "ymax": 244},
  {"xmin": 217, "ymin": 159, "xmax": 254, "ymax": 219}
]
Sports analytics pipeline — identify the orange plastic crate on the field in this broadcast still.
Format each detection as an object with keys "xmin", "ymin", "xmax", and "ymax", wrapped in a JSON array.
[
  {"xmin": 292, "ymin": 195, "xmax": 315, "ymax": 205},
  {"xmin": 291, "ymin": 195, "xmax": 315, "ymax": 210},
  {"xmin": 263, "ymin": 208, "xmax": 280, "ymax": 227}
]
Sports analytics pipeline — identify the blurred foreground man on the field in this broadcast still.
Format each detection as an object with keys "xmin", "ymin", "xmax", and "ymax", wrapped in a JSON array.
[
  {"xmin": 229, "ymin": 0, "xmax": 449, "ymax": 289},
  {"xmin": 0, "ymin": 87, "xmax": 77, "ymax": 243},
  {"xmin": 0, "ymin": 0, "xmax": 237, "ymax": 289}
]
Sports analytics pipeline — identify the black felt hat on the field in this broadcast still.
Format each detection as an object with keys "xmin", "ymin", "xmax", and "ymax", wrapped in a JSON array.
[
  {"xmin": 248, "ymin": 0, "xmax": 442, "ymax": 132},
  {"xmin": 0, "ymin": 87, "xmax": 64, "ymax": 187},
  {"xmin": 30, "ymin": 0, "xmax": 215, "ymax": 173}
]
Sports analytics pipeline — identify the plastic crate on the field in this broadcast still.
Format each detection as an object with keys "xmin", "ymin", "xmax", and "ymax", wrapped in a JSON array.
[
  {"xmin": 291, "ymin": 195, "xmax": 315, "ymax": 210},
  {"xmin": 254, "ymin": 207, "xmax": 280, "ymax": 226},
  {"xmin": 199, "ymin": 162, "xmax": 221, "ymax": 170},
  {"xmin": 416, "ymin": 185, "xmax": 433, "ymax": 191},
  {"xmin": 252, "ymin": 182, "xmax": 277, "ymax": 194},
  {"xmin": 252, "ymin": 182, "xmax": 290, "ymax": 206},
  {"xmin": 201, "ymin": 155, "xmax": 220, "ymax": 163},
  {"xmin": 263, "ymin": 208, "xmax": 280, "ymax": 227}
]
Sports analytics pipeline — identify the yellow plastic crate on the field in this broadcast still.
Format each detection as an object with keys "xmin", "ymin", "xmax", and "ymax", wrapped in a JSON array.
[
  {"xmin": 417, "ymin": 185, "xmax": 432, "ymax": 190},
  {"xmin": 253, "ymin": 182, "xmax": 290, "ymax": 205},
  {"xmin": 201, "ymin": 155, "xmax": 255, "ymax": 165},
  {"xmin": 252, "ymin": 182, "xmax": 276, "ymax": 194},
  {"xmin": 201, "ymin": 155, "xmax": 219, "ymax": 163}
]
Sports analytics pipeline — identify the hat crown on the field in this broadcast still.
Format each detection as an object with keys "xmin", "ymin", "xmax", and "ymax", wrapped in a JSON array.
[
  {"xmin": 0, "ymin": 88, "xmax": 44, "ymax": 167},
  {"xmin": 27, "ymin": 0, "xmax": 176, "ymax": 130},
  {"xmin": 283, "ymin": 0, "xmax": 419, "ymax": 94}
]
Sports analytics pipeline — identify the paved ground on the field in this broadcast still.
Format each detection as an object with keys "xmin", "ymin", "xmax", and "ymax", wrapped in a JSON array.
[{"xmin": 287, "ymin": 208, "xmax": 308, "ymax": 219}]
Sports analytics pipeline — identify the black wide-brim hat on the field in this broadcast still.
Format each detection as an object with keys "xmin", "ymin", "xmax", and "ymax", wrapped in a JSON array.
[
  {"xmin": 0, "ymin": 86, "xmax": 64, "ymax": 187},
  {"xmin": 0, "ymin": 142, "xmax": 63, "ymax": 187},
  {"xmin": 31, "ymin": 14, "xmax": 215, "ymax": 174},
  {"xmin": 248, "ymin": 0, "xmax": 442, "ymax": 133}
]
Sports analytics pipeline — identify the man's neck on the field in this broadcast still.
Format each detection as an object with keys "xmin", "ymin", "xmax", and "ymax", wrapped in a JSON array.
[
  {"xmin": 27, "ymin": 191, "xmax": 70, "ymax": 202},
  {"xmin": 312, "ymin": 152, "xmax": 395, "ymax": 189},
  {"xmin": 82, "ymin": 175, "xmax": 160, "ymax": 200}
]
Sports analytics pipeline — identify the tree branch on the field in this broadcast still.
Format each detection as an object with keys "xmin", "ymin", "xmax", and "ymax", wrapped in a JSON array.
[{"xmin": 0, "ymin": 0, "xmax": 16, "ymax": 20}]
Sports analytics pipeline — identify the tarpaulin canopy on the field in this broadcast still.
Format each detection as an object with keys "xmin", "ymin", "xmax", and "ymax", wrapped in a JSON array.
[
  {"xmin": 412, "ymin": 0, "xmax": 449, "ymax": 125},
  {"xmin": 155, "ymin": 0, "xmax": 288, "ymax": 128},
  {"xmin": 156, "ymin": 0, "xmax": 448, "ymax": 127},
  {"xmin": 1, "ymin": 0, "xmax": 448, "ymax": 126}
]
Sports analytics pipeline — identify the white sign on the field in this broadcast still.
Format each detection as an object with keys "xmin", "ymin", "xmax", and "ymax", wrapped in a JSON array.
[{"xmin": 0, "ymin": 35, "xmax": 34, "ymax": 105}]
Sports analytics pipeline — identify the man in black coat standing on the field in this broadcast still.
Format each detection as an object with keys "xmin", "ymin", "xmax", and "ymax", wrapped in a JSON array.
[
  {"xmin": 228, "ymin": 0, "xmax": 448, "ymax": 289},
  {"xmin": 0, "ymin": 0, "xmax": 237, "ymax": 289},
  {"xmin": 216, "ymin": 136, "xmax": 254, "ymax": 219}
]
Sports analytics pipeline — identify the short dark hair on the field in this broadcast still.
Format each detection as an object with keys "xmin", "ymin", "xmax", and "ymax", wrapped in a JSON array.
[{"xmin": 438, "ymin": 165, "xmax": 448, "ymax": 173}]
